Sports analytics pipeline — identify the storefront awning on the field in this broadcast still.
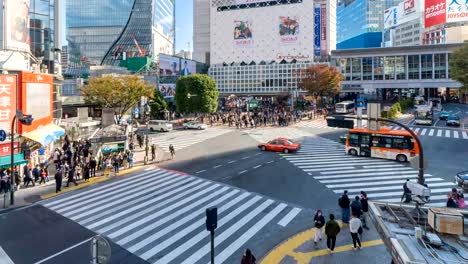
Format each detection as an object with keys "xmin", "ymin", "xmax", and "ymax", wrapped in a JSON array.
[
  {"xmin": 22, "ymin": 124, "xmax": 65, "ymax": 146},
  {"xmin": 0, "ymin": 153, "xmax": 28, "ymax": 169}
]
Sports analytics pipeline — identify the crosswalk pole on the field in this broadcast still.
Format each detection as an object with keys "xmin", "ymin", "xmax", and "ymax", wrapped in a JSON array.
[{"xmin": 210, "ymin": 229, "xmax": 215, "ymax": 264}]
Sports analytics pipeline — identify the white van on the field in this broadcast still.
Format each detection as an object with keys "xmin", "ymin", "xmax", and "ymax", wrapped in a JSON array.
[{"xmin": 148, "ymin": 120, "xmax": 173, "ymax": 132}]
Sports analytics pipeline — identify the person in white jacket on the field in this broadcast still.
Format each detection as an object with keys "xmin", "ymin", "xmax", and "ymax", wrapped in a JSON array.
[{"xmin": 349, "ymin": 212, "xmax": 362, "ymax": 249}]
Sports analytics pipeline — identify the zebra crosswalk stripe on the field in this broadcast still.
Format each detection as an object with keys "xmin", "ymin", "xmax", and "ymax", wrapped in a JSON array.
[
  {"xmin": 41, "ymin": 168, "xmax": 301, "ymax": 264},
  {"xmin": 463, "ymin": 131, "xmax": 468, "ymax": 139},
  {"xmin": 429, "ymin": 129, "xmax": 435, "ymax": 136}
]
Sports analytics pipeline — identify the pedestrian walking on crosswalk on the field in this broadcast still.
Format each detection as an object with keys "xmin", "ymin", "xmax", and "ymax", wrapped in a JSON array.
[
  {"xmin": 338, "ymin": 190, "xmax": 350, "ymax": 224},
  {"xmin": 325, "ymin": 214, "xmax": 340, "ymax": 253},
  {"xmin": 169, "ymin": 144, "xmax": 175, "ymax": 160},
  {"xmin": 240, "ymin": 248, "xmax": 256, "ymax": 264},
  {"xmin": 313, "ymin": 209, "xmax": 325, "ymax": 244}
]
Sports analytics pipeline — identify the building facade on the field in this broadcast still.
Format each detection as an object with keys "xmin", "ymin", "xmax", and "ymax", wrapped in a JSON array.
[
  {"xmin": 331, "ymin": 44, "xmax": 463, "ymax": 101},
  {"xmin": 337, "ymin": 0, "xmax": 402, "ymax": 49},
  {"xmin": 66, "ymin": 0, "xmax": 174, "ymax": 69},
  {"xmin": 193, "ymin": 0, "xmax": 211, "ymax": 63}
]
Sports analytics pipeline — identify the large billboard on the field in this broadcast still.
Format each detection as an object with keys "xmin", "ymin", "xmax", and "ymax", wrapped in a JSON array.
[
  {"xmin": 233, "ymin": 20, "xmax": 253, "ymax": 47},
  {"xmin": 314, "ymin": 6, "xmax": 321, "ymax": 57},
  {"xmin": 5, "ymin": 0, "xmax": 30, "ymax": 51},
  {"xmin": 279, "ymin": 16, "xmax": 300, "ymax": 45},
  {"xmin": 425, "ymin": 0, "xmax": 447, "ymax": 28},
  {"xmin": 180, "ymin": 59, "xmax": 196, "ymax": 76},
  {"xmin": 446, "ymin": 0, "xmax": 468, "ymax": 23},
  {"xmin": 159, "ymin": 84, "xmax": 176, "ymax": 98},
  {"xmin": 0, "ymin": 75, "xmax": 17, "ymax": 134},
  {"xmin": 159, "ymin": 54, "xmax": 180, "ymax": 76},
  {"xmin": 320, "ymin": 4, "xmax": 327, "ymax": 56},
  {"xmin": 19, "ymin": 72, "xmax": 54, "ymax": 134},
  {"xmin": 385, "ymin": 0, "xmax": 422, "ymax": 29}
]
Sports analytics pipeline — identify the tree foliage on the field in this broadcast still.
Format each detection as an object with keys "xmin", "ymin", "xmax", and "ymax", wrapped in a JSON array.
[
  {"xmin": 81, "ymin": 75, "xmax": 154, "ymax": 121},
  {"xmin": 449, "ymin": 43, "xmax": 468, "ymax": 92},
  {"xmin": 175, "ymin": 74, "xmax": 219, "ymax": 114},
  {"xmin": 150, "ymin": 89, "xmax": 168, "ymax": 119},
  {"xmin": 297, "ymin": 64, "xmax": 343, "ymax": 97}
]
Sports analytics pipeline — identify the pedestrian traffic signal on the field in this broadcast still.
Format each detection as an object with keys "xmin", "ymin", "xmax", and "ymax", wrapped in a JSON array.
[{"xmin": 206, "ymin": 207, "xmax": 217, "ymax": 231}]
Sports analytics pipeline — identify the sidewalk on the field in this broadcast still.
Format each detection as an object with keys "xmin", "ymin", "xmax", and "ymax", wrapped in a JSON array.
[{"xmin": 0, "ymin": 146, "xmax": 166, "ymax": 213}]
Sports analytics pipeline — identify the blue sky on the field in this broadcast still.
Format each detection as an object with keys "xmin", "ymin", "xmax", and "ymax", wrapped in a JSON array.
[{"xmin": 175, "ymin": 0, "xmax": 193, "ymax": 52}]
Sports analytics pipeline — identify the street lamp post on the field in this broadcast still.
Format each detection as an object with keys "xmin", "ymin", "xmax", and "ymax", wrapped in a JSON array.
[{"xmin": 10, "ymin": 110, "xmax": 33, "ymax": 205}]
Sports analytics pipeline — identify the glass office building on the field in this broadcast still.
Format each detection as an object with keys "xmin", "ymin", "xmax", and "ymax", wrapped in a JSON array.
[
  {"xmin": 30, "ymin": 0, "xmax": 57, "ymax": 73},
  {"xmin": 336, "ymin": 0, "xmax": 402, "ymax": 49},
  {"xmin": 66, "ymin": 0, "xmax": 174, "ymax": 70}
]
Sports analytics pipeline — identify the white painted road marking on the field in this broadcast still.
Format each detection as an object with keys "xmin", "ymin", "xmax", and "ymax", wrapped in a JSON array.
[
  {"xmin": 453, "ymin": 131, "xmax": 459, "ymax": 139},
  {"xmin": 0, "ymin": 247, "xmax": 14, "ymax": 264},
  {"xmin": 463, "ymin": 131, "xmax": 468, "ymax": 139},
  {"xmin": 253, "ymin": 165, "xmax": 262, "ymax": 169},
  {"xmin": 420, "ymin": 128, "xmax": 427, "ymax": 136},
  {"xmin": 277, "ymin": 207, "xmax": 302, "ymax": 227},
  {"xmin": 428, "ymin": 129, "xmax": 435, "ymax": 136},
  {"xmin": 196, "ymin": 170, "xmax": 206, "ymax": 174},
  {"xmin": 437, "ymin": 130, "xmax": 442, "ymax": 137},
  {"xmin": 33, "ymin": 238, "xmax": 93, "ymax": 264},
  {"xmin": 228, "ymin": 160, "xmax": 237, "ymax": 164},
  {"xmin": 213, "ymin": 165, "xmax": 222, "ymax": 169},
  {"xmin": 445, "ymin": 130, "xmax": 450, "ymax": 138},
  {"xmin": 238, "ymin": 170, "xmax": 248, "ymax": 174},
  {"xmin": 241, "ymin": 156, "xmax": 250, "ymax": 160},
  {"xmin": 266, "ymin": 160, "xmax": 274, "ymax": 164}
]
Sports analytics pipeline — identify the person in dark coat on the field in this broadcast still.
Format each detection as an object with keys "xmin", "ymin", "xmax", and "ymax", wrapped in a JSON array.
[
  {"xmin": 66, "ymin": 166, "xmax": 78, "ymax": 187},
  {"xmin": 83, "ymin": 165, "xmax": 90, "ymax": 182},
  {"xmin": 360, "ymin": 191, "xmax": 369, "ymax": 228},
  {"xmin": 351, "ymin": 196, "xmax": 363, "ymax": 219},
  {"xmin": 89, "ymin": 156, "xmax": 97, "ymax": 177},
  {"xmin": 313, "ymin": 209, "xmax": 326, "ymax": 244},
  {"xmin": 401, "ymin": 179, "xmax": 412, "ymax": 203},
  {"xmin": 325, "ymin": 214, "xmax": 341, "ymax": 253},
  {"xmin": 240, "ymin": 248, "xmax": 256, "ymax": 264},
  {"xmin": 339, "ymin": 190, "xmax": 351, "ymax": 224},
  {"xmin": 55, "ymin": 169, "xmax": 63, "ymax": 193},
  {"xmin": 446, "ymin": 194, "xmax": 458, "ymax": 208}
]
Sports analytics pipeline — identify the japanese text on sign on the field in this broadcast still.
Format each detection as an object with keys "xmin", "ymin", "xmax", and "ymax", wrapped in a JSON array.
[{"xmin": 0, "ymin": 76, "xmax": 16, "ymax": 134}]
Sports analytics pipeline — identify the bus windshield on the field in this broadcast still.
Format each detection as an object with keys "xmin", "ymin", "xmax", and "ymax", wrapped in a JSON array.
[{"xmin": 415, "ymin": 111, "xmax": 432, "ymax": 120}]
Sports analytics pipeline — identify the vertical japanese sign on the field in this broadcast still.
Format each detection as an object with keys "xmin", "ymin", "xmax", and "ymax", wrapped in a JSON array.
[
  {"xmin": 320, "ymin": 4, "xmax": 327, "ymax": 56},
  {"xmin": 314, "ymin": 6, "xmax": 321, "ymax": 57},
  {"xmin": 0, "ymin": 75, "xmax": 17, "ymax": 134},
  {"xmin": 425, "ymin": 0, "xmax": 446, "ymax": 28}
]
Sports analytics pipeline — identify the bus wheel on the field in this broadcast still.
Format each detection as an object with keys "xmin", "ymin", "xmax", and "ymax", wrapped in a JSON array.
[
  {"xmin": 349, "ymin": 149, "xmax": 358, "ymax": 156},
  {"xmin": 396, "ymin": 154, "xmax": 407, "ymax": 162}
]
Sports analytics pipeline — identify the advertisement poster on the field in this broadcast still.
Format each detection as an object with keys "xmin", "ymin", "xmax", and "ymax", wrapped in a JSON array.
[
  {"xmin": 180, "ymin": 60, "xmax": 196, "ymax": 76},
  {"xmin": 279, "ymin": 16, "xmax": 300, "ymax": 44},
  {"xmin": 384, "ymin": 7, "xmax": 398, "ymax": 29},
  {"xmin": 159, "ymin": 54, "xmax": 180, "ymax": 76},
  {"xmin": 425, "ymin": 0, "xmax": 446, "ymax": 28},
  {"xmin": 6, "ymin": 0, "xmax": 30, "ymax": 51},
  {"xmin": 0, "ymin": 75, "xmax": 17, "ymax": 134},
  {"xmin": 314, "ymin": 7, "xmax": 321, "ymax": 57},
  {"xmin": 159, "ymin": 84, "xmax": 176, "ymax": 97},
  {"xmin": 446, "ymin": 0, "xmax": 468, "ymax": 23},
  {"xmin": 384, "ymin": 0, "xmax": 421, "ymax": 29},
  {"xmin": 234, "ymin": 20, "xmax": 253, "ymax": 47},
  {"xmin": 320, "ymin": 4, "xmax": 327, "ymax": 56},
  {"xmin": 26, "ymin": 83, "xmax": 51, "ymax": 120}
]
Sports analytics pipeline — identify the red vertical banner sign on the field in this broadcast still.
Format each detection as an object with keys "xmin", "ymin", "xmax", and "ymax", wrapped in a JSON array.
[
  {"xmin": 0, "ymin": 75, "xmax": 17, "ymax": 134},
  {"xmin": 320, "ymin": 3, "xmax": 327, "ymax": 56},
  {"xmin": 424, "ymin": 0, "xmax": 446, "ymax": 28}
]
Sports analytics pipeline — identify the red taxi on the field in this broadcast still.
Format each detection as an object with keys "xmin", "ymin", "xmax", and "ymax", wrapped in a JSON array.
[{"xmin": 258, "ymin": 138, "xmax": 301, "ymax": 153}]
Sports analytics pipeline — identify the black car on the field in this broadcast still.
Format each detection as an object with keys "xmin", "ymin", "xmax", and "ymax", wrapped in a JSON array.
[{"xmin": 455, "ymin": 171, "xmax": 468, "ymax": 191}]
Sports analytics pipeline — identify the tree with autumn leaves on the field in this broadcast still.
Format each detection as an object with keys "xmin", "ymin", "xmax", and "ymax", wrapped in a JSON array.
[
  {"xmin": 297, "ymin": 64, "xmax": 343, "ymax": 105},
  {"xmin": 449, "ymin": 43, "xmax": 468, "ymax": 103},
  {"xmin": 81, "ymin": 75, "xmax": 154, "ymax": 121}
]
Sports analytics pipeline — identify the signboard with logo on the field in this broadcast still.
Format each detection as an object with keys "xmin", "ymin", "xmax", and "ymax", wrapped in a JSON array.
[
  {"xmin": 279, "ymin": 16, "xmax": 300, "ymax": 45},
  {"xmin": 320, "ymin": 4, "xmax": 327, "ymax": 56},
  {"xmin": 425, "ymin": 0, "xmax": 447, "ymax": 28},
  {"xmin": 385, "ymin": 0, "xmax": 422, "ymax": 29},
  {"xmin": 446, "ymin": 0, "xmax": 468, "ymax": 23},
  {"xmin": 234, "ymin": 20, "xmax": 253, "ymax": 47},
  {"xmin": 159, "ymin": 54, "xmax": 180, "ymax": 76},
  {"xmin": 314, "ymin": 6, "xmax": 321, "ymax": 57},
  {"xmin": 0, "ymin": 142, "xmax": 19, "ymax": 156},
  {"xmin": 0, "ymin": 75, "xmax": 17, "ymax": 134}
]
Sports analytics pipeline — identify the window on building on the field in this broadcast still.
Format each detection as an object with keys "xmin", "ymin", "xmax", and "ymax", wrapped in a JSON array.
[
  {"xmin": 448, "ymin": 53, "xmax": 452, "ymax": 78},
  {"xmin": 352, "ymin": 58, "xmax": 362, "ymax": 81},
  {"xmin": 395, "ymin": 56, "xmax": 406, "ymax": 80},
  {"xmin": 362, "ymin": 57, "xmax": 373, "ymax": 80},
  {"xmin": 373, "ymin": 57, "xmax": 384, "ymax": 80},
  {"xmin": 421, "ymin": 54, "xmax": 433, "ymax": 79},
  {"xmin": 408, "ymin": 55, "xmax": 419, "ymax": 79},
  {"xmin": 384, "ymin": 57, "xmax": 395, "ymax": 80},
  {"xmin": 434, "ymin": 53, "xmax": 446, "ymax": 79}
]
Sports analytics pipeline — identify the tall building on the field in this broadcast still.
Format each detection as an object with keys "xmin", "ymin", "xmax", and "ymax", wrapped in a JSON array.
[
  {"xmin": 207, "ymin": 0, "xmax": 336, "ymax": 96},
  {"xmin": 193, "ymin": 0, "xmax": 211, "ymax": 63},
  {"xmin": 336, "ymin": 0, "xmax": 402, "ymax": 49},
  {"xmin": 66, "ymin": 0, "xmax": 174, "ymax": 69}
]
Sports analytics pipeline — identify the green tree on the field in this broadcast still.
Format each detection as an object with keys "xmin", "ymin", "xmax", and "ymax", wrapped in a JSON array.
[
  {"xmin": 297, "ymin": 64, "xmax": 343, "ymax": 102},
  {"xmin": 175, "ymin": 74, "xmax": 219, "ymax": 114},
  {"xmin": 150, "ymin": 89, "xmax": 168, "ymax": 119},
  {"xmin": 81, "ymin": 75, "xmax": 153, "ymax": 121},
  {"xmin": 449, "ymin": 43, "xmax": 468, "ymax": 100}
]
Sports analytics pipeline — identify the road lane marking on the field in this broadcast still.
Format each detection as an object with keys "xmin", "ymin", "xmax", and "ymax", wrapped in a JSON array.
[
  {"xmin": 238, "ymin": 170, "xmax": 248, "ymax": 174},
  {"xmin": 429, "ymin": 129, "xmax": 435, "ymax": 136},
  {"xmin": 254, "ymin": 153, "xmax": 262, "ymax": 156},
  {"xmin": 213, "ymin": 165, "xmax": 222, "ymax": 169},
  {"xmin": 277, "ymin": 208, "xmax": 302, "ymax": 227},
  {"xmin": 437, "ymin": 130, "xmax": 442, "ymax": 137},
  {"xmin": 196, "ymin": 170, "xmax": 206, "ymax": 174},
  {"xmin": 414, "ymin": 128, "xmax": 420, "ymax": 133},
  {"xmin": 228, "ymin": 160, "xmax": 237, "ymax": 164},
  {"xmin": 453, "ymin": 131, "xmax": 459, "ymax": 139},
  {"xmin": 445, "ymin": 130, "xmax": 450, "ymax": 138},
  {"xmin": 241, "ymin": 156, "xmax": 250, "ymax": 160},
  {"xmin": 34, "ymin": 238, "xmax": 93, "ymax": 264},
  {"xmin": 0, "ymin": 247, "xmax": 14, "ymax": 264},
  {"xmin": 463, "ymin": 131, "xmax": 468, "ymax": 139},
  {"xmin": 253, "ymin": 165, "xmax": 262, "ymax": 169},
  {"xmin": 420, "ymin": 128, "xmax": 427, "ymax": 135},
  {"xmin": 266, "ymin": 160, "xmax": 274, "ymax": 164}
]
